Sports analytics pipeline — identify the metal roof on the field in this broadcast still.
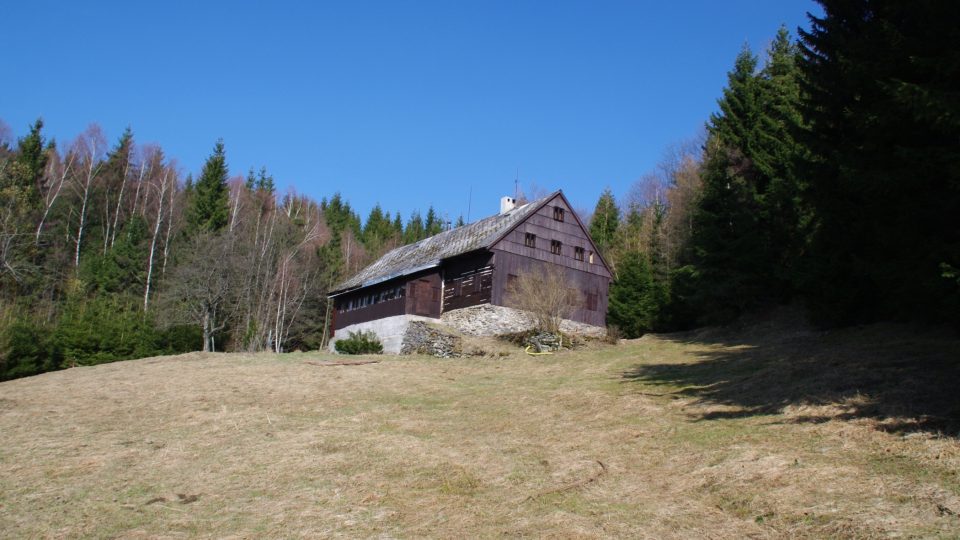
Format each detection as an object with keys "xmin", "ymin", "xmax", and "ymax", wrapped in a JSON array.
[{"xmin": 329, "ymin": 192, "xmax": 557, "ymax": 295}]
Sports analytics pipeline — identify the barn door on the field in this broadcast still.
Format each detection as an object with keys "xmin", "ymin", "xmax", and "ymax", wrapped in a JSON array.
[{"xmin": 414, "ymin": 278, "xmax": 434, "ymax": 316}]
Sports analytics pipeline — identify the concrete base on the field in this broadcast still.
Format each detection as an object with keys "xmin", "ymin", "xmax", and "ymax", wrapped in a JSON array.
[{"xmin": 330, "ymin": 314, "xmax": 436, "ymax": 354}]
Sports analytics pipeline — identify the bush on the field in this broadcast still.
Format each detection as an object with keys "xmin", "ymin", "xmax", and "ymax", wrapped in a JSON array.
[
  {"xmin": 156, "ymin": 324, "xmax": 203, "ymax": 355},
  {"xmin": 1, "ymin": 318, "xmax": 60, "ymax": 380},
  {"xmin": 54, "ymin": 293, "xmax": 160, "ymax": 367},
  {"xmin": 334, "ymin": 330, "xmax": 383, "ymax": 355}
]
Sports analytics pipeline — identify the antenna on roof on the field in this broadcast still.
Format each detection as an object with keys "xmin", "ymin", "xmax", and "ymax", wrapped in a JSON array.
[
  {"xmin": 467, "ymin": 185, "xmax": 472, "ymax": 224},
  {"xmin": 514, "ymin": 168, "xmax": 519, "ymax": 199}
]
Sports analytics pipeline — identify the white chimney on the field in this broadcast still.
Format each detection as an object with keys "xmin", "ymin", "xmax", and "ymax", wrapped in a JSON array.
[{"xmin": 500, "ymin": 196, "xmax": 516, "ymax": 215}]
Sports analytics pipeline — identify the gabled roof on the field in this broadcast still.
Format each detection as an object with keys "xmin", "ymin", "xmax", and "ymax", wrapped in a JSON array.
[{"xmin": 329, "ymin": 192, "xmax": 559, "ymax": 296}]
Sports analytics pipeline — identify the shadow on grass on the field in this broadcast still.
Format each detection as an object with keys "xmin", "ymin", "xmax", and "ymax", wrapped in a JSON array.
[{"xmin": 622, "ymin": 321, "xmax": 960, "ymax": 437}]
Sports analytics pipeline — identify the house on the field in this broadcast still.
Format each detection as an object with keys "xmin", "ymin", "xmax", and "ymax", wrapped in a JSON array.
[{"xmin": 327, "ymin": 191, "xmax": 612, "ymax": 351}]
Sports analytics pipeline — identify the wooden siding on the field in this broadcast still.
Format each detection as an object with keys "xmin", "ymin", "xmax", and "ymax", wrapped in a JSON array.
[
  {"xmin": 492, "ymin": 195, "xmax": 612, "ymax": 279},
  {"xmin": 332, "ymin": 277, "xmax": 408, "ymax": 331},
  {"xmin": 489, "ymin": 195, "xmax": 611, "ymax": 327},
  {"xmin": 442, "ymin": 252, "xmax": 495, "ymax": 312},
  {"xmin": 332, "ymin": 269, "xmax": 441, "ymax": 331},
  {"xmin": 405, "ymin": 270, "xmax": 442, "ymax": 318},
  {"xmin": 491, "ymin": 250, "xmax": 609, "ymax": 327}
]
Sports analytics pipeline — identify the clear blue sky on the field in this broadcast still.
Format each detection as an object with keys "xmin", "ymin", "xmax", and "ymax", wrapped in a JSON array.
[{"xmin": 2, "ymin": 0, "xmax": 820, "ymax": 223}]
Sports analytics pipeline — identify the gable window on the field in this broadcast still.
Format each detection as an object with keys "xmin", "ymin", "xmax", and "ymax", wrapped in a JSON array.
[
  {"xmin": 553, "ymin": 206, "xmax": 565, "ymax": 222},
  {"xmin": 574, "ymin": 246, "xmax": 584, "ymax": 261},
  {"xmin": 524, "ymin": 233, "xmax": 536, "ymax": 248},
  {"xmin": 588, "ymin": 250, "xmax": 594, "ymax": 264},
  {"xmin": 550, "ymin": 240, "xmax": 562, "ymax": 255}
]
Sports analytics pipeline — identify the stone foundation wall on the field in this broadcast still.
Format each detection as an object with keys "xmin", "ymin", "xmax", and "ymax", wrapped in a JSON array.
[
  {"xmin": 440, "ymin": 304, "xmax": 605, "ymax": 337},
  {"xmin": 332, "ymin": 304, "xmax": 605, "ymax": 355}
]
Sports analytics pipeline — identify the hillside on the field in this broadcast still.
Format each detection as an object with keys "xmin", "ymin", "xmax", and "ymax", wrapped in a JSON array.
[{"xmin": 1, "ymin": 320, "xmax": 958, "ymax": 538}]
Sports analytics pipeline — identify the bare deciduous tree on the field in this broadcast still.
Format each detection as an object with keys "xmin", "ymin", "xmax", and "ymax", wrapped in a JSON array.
[
  {"xmin": 504, "ymin": 264, "xmax": 579, "ymax": 334},
  {"xmin": 143, "ymin": 152, "xmax": 176, "ymax": 311},
  {"xmin": 161, "ymin": 233, "xmax": 239, "ymax": 352}
]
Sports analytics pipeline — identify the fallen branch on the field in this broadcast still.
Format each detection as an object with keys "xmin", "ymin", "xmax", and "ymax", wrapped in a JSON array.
[
  {"xmin": 524, "ymin": 460, "xmax": 607, "ymax": 502},
  {"xmin": 304, "ymin": 360, "xmax": 380, "ymax": 367}
]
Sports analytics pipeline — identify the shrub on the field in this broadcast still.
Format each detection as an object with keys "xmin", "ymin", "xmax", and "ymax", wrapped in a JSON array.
[
  {"xmin": 1, "ymin": 318, "xmax": 60, "ymax": 380},
  {"xmin": 335, "ymin": 330, "xmax": 383, "ymax": 355}
]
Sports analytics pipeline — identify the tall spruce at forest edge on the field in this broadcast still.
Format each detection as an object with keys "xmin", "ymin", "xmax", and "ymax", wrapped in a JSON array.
[
  {"xmin": 798, "ymin": 0, "xmax": 960, "ymax": 324},
  {"xmin": 607, "ymin": 250, "xmax": 664, "ymax": 338},
  {"xmin": 681, "ymin": 31, "xmax": 805, "ymax": 324},
  {"xmin": 589, "ymin": 188, "xmax": 620, "ymax": 257},
  {"xmin": 187, "ymin": 139, "xmax": 230, "ymax": 234}
]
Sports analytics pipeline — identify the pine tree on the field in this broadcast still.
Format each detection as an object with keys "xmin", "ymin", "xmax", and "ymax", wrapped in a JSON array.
[
  {"xmin": 255, "ymin": 166, "xmax": 274, "ymax": 194},
  {"xmin": 680, "ymin": 34, "xmax": 807, "ymax": 323},
  {"xmin": 403, "ymin": 211, "xmax": 424, "ymax": 244},
  {"xmin": 187, "ymin": 140, "xmax": 230, "ymax": 234},
  {"xmin": 424, "ymin": 206, "xmax": 443, "ymax": 236},
  {"xmin": 798, "ymin": 0, "xmax": 960, "ymax": 324},
  {"xmin": 10, "ymin": 118, "xmax": 47, "ymax": 208},
  {"xmin": 589, "ymin": 188, "xmax": 620, "ymax": 255},
  {"xmin": 392, "ymin": 212, "xmax": 403, "ymax": 236},
  {"xmin": 607, "ymin": 251, "xmax": 664, "ymax": 338}
]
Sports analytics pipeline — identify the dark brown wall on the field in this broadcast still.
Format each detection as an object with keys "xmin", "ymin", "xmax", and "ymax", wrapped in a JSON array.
[
  {"xmin": 405, "ymin": 270, "xmax": 442, "ymax": 318},
  {"xmin": 489, "ymin": 195, "xmax": 611, "ymax": 327},
  {"xmin": 491, "ymin": 250, "xmax": 609, "ymax": 327},
  {"xmin": 442, "ymin": 251, "xmax": 494, "ymax": 312},
  {"xmin": 492, "ymin": 194, "xmax": 612, "ymax": 279},
  {"xmin": 332, "ymin": 280, "xmax": 406, "ymax": 331},
  {"xmin": 332, "ymin": 269, "xmax": 441, "ymax": 331}
]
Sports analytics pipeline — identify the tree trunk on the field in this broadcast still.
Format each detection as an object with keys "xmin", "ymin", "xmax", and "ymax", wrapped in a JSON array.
[
  {"xmin": 202, "ymin": 308, "xmax": 212, "ymax": 352},
  {"xmin": 143, "ymin": 171, "xmax": 168, "ymax": 311}
]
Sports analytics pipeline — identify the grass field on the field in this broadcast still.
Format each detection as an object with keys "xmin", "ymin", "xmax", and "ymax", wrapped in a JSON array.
[{"xmin": 1, "ymin": 317, "xmax": 959, "ymax": 538}]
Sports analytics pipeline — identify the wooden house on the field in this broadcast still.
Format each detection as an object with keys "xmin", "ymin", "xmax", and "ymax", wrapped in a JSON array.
[{"xmin": 327, "ymin": 191, "xmax": 612, "ymax": 341}]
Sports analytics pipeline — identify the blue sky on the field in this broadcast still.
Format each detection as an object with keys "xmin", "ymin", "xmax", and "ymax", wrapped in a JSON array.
[{"xmin": 2, "ymin": 0, "xmax": 820, "ymax": 223}]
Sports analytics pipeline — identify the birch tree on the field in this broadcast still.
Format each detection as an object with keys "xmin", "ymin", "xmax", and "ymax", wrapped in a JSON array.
[
  {"xmin": 69, "ymin": 125, "xmax": 106, "ymax": 267},
  {"xmin": 143, "ymin": 151, "xmax": 174, "ymax": 311}
]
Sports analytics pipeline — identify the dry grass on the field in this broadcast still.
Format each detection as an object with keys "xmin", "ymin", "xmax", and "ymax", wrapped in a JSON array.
[{"xmin": 1, "ymin": 319, "xmax": 959, "ymax": 538}]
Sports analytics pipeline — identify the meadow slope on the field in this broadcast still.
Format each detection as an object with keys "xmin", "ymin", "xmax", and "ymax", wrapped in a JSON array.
[{"xmin": 1, "ymin": 322, "xmax": 958, "ymax": 538}]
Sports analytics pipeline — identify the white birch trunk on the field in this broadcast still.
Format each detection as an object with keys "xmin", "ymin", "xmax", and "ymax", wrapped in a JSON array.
[
  {"xmin": 36, "ymin": 153, "xmax": 73, "ymax": 245},
  {"xmin": 109, "ymin": 155, "xmax": 131, "ymax": 249},
  {"xmin": 143, "ymin": 170, "xmax": 169, "ymax": 311}
]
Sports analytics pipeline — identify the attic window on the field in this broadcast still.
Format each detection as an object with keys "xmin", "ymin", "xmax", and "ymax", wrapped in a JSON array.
[
  {"xmin": 550, "ymin": 240, "xmax": 562, "ymax": 255},
  {"xmin": 588, "ymin": 251, "xmax": 594, "ymax": 264},
  {"xmin": 553, "ymin": 206, "xmax": 565, "ymax": 222},
  {"xmin": 524, "ymin": 233, "xmax": 536, "ymax": 248},
  {"xmin": 574, "ymin": 246, "xmax": 584, "ymax": 261}
]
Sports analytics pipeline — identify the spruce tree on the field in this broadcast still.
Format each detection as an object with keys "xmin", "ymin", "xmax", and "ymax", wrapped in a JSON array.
[
  {"xmin": 681, "ymin": 35, "xmax": 806, "ymax": 323},
  {"xmin": 11, "ymin": 118, "xmax": 47, "ymax": 208},
  {"xmin": 589, "ymin": 188, "xmax": 620, "ymax": 255},
  {"xmin": 187, "ymin": 140, "xmax": 230, "ymax": 234},
  {"xmin": 392, "ymin": 212, "xmax": 404, "ymax": 236},
  {"xmin": 425, "ymin": 206, "xmax": 443, "ymax": 236},
  {"xmin": 607, "ymin": 251, "xmax": 663, "ymax": 338},
  {"xmin": 255, "ymin": 166, "xmax": 274, "ymax": 193},
  {"xmin": 798, "ymin": 0, "xmax": 960, "ymax": 324},
  {"xmin": 403, "ymin": 211, "xmax": 424, "ymax": 244}
]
